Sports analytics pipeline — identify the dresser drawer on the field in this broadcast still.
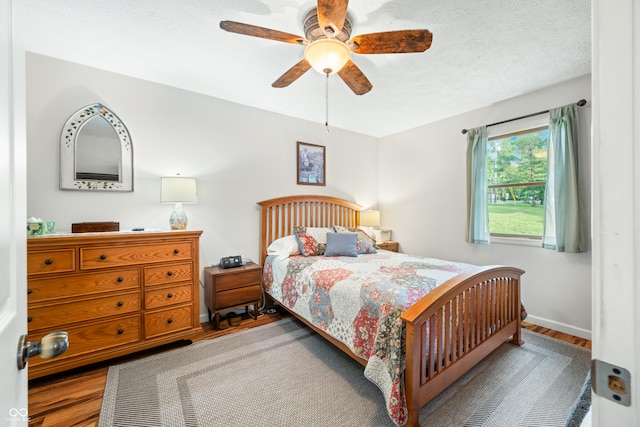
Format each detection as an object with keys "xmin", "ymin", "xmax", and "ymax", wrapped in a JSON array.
[
  {"xmin": 28, "ymin": 269, "xmax": 140, "ymax": 302},
  {"xmin": 215, "ymin": 269, "xmax": 261, "ymax": 291},
  {"xmin": 215, "ymin": 284, "xmax": 262, "ymax": 310},
  {"xmin": 28, "ymin": 315, "xmax": 141, "ymax": 367},
  {"xmin": 144, "ymin": 262, "xmax": 193, "ymax": 286},
  {"xmin": 28, "ymin": 292, "xmax": 140, "ymax": 331},
  {"xmin": 27, "ymin": 249, "xmax": 76, "ymax": 276},
  {"xmin": 145, "ymin": 284, "xmax": 192, "ymax": 309},
  {"xmin": 144, "ymin": 305, "xmax": 193, "ymax": 339},
  {"xmin": 79, "ymin": 242, "xmax": 193, "ymax": 270}
]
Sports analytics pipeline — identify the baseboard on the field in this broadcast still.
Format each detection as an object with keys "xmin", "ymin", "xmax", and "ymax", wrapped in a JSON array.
[{"xmin": 526, "ymin": 315, "xmax": 592, "ymax": 341}]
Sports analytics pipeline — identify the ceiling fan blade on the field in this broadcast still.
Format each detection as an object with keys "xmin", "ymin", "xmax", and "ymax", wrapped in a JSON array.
[
  {"xmin": 337, "ymin": 60, "xmax": 372, "ymax": 95},
  {"xmin": 350, "ymin": 29, "xmax": 433, "ymax": 54},
  {"xmin": 317, "ymin": 0, "xmax": 349, "ymax": 35},
  {"xmin": 220, "ymin": 21, "xmax": 305, "ymax": 45},
  {"xmin": 272, "ymin": 59, "xmax": 312, "ymax": 88}
]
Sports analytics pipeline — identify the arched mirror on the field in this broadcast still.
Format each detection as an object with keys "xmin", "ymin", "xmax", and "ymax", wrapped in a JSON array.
[{"xmin": 60, "ymin": 103, "xmax": 133, "ymax": 191}]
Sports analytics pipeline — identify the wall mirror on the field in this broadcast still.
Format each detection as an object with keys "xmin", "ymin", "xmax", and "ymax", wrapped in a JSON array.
[{"xmin": 60, "ymin": 103, "xmax": 133, "ymax": 191}]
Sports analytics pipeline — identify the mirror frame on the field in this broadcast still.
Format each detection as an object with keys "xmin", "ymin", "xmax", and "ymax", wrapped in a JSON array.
[{"xmin": 60, "ymin": 103, "xmax": 133, "ymax": 191}]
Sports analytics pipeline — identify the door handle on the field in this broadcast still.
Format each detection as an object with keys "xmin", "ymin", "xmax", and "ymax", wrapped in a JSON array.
[{"xmin": 17, "ymin": 331, "xmax": 69, "ymax": 370}]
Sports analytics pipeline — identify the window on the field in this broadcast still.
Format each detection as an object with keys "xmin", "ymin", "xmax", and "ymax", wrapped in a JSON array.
[{"xmin": 487, "ymin": 125, "xmax": 549, "ymax": 238}]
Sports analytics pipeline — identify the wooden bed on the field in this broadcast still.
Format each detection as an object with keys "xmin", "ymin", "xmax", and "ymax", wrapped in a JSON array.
[{"xmin": 258, "ymin": 195, "xmax": 524, "ymax": 427}]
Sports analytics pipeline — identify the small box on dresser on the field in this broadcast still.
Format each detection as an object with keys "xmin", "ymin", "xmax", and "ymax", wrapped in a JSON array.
[{"xmin": 26, "ymin": 230, "xmax": 202, "ymax": 379}]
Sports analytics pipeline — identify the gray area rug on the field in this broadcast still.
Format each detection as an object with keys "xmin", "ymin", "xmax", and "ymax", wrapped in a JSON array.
[{"xmin": 99, "ymin": 318, "xmax": 591, "ymax": 427}]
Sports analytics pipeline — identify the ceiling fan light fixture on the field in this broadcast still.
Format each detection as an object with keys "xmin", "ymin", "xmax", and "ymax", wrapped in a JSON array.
[{"xmin": 304, "ymin": 39, "xmax": 351, "ymax": 75}]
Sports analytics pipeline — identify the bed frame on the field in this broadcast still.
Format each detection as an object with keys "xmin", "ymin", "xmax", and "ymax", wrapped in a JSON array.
[{"xmin": 258, "ymin": 195, "xmax": 524, "ymax": 427}]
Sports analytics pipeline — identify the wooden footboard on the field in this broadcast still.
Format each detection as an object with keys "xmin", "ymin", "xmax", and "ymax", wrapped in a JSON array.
[{"xmin": 401, "ymin": 265, "xmax": 524, "ymax": 427}]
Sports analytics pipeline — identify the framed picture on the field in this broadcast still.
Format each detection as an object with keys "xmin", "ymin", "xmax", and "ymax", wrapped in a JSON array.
[{"xmin": 297, "ymin": 141, "xmax": 326, "ymax": 186}]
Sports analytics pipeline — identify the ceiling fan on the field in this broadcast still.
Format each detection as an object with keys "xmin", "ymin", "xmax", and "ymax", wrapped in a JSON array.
[{"xmin": 220, "ymin": 0, "xmax": 433, "ymax": 95}]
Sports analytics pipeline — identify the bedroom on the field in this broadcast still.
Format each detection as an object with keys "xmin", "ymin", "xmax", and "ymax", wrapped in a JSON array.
[{"xmin": 1, "ymin": 0, "xmax": 638, "ymax": 426}]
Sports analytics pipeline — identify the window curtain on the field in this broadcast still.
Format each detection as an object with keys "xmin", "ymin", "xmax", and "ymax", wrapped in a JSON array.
[
  {"xmin": 465, "ymin": 126, "xmax": 490, "ymax": 244},
  {"xmin": 542, "ymin": 103, "xmax": 586, "ymax": 252}
]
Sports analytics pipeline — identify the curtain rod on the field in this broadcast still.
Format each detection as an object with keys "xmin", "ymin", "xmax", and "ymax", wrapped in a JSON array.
[{"xmin": 461, "ymin": 99, "xmax": 587, "ymax": 135}]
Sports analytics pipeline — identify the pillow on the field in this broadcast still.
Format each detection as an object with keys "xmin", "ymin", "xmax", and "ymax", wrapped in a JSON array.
[
  {"xmin": 293, "ymin": 226, "xmax": 331, "ymax": 256},
  {"xmin": 333, "ymin": 225, "xmax": 377, "ymax": 254},
  {"xmin": 267, "ymin": 235, "xmax": 300, "ymax": 260},
  {"xmin": 324, "ymin": 232, "xmax": 358, "ymax": 257}
]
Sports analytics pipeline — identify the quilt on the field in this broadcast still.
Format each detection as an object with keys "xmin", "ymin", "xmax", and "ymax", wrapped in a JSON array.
[{"xmin": 262, "ymin": 250, "xmax": 477, "ymax": 426}]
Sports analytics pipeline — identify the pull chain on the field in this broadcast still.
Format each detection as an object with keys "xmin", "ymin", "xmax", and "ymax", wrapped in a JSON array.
[{"xmin": 325, "ymin": 72, "xmax": 330, "ymax": 134}]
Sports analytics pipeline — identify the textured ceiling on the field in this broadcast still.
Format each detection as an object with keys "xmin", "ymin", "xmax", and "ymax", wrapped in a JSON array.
[{"xmin": 23, "ymin": 0, "xmax": 591, "ymax": 137}]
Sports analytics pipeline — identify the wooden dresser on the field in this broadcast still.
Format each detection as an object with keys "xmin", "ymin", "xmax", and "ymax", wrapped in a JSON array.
[{"xmin": 26, "ymin": 230, "xmax": 203, "ymax": 379}]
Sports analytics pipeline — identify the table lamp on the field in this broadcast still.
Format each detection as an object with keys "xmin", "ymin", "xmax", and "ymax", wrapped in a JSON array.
[{"xmin": 161, "ymin": 176, "xmax": 197, "ymax": 230}]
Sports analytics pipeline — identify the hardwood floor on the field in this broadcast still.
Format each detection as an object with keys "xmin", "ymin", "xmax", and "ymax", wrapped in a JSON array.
[{"xmin": 27, "ymin": 313, "xmax": 589, "ymax": 427}]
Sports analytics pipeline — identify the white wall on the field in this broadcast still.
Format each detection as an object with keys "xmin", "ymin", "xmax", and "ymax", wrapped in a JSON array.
[
  {"xmin": 26, "ymin": 53, "xmax": 379, "ymax": 322},
  {"xmin": 378, "ymin": 75, "xmax": 592, "ymax": 338}
]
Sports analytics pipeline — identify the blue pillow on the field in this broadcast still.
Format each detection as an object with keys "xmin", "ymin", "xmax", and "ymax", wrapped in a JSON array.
[{"xmin": 324, "ymin": 232, "xmax": 358, "ymax": 257}]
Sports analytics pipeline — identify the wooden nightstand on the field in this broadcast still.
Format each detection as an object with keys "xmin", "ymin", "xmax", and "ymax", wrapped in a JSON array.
[
  {"xmin": 377, "ymin": 241, "xmax": 399, "ymax": 252},
  {"xmin": 204, "ymin": 263, "xmax": 262, "ymax": 329}
]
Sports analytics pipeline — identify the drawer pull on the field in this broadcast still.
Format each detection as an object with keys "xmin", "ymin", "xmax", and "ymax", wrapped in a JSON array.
[
  {"xmin": 167, "ymin": 318, "xmax": 173, "ymax": 324},
  {"xmin": 117, "ymin": 329, "xmax": 124, "ymax": 335},
  {"xmin": 173, "ymin": 249, "xmax": 179, "ymax": 254},
  {"xmin": 99, "ymin": 255, "xmax": 107, "ymax": 260},
  {"xmin": 117, "ymin": 301, "xmax": 124, "ymax": 307},
  {"xmin": 167, "ymin": 293, "xmax": 173, "ymax": 298},
  {"xmin": 116, "ymin": 277, "xmax": 124, "ymax": 283},
  {"xmin": 27, "ymin": 289, "xmax": 32, "ymax": 294},
  {"xmin": 44, "ymin": 259, "xmax": 53, "ymax": 265},
  {"xmin": 28, "ymin": 317, "xmax": 32, "ymax": 323},
  {"xmin": 167, "ymin": 271, "xmax": 173, "ymax": 277}
]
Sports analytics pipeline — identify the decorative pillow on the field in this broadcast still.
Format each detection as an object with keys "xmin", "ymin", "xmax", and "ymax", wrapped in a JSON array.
[
  {"xmin": 293, "ymin": 226, "xmax": 330, "ymax": 256},
  {"xmin": 324, "ymin": 232, "xmax": 358, "ymax": 257},
  {"xmin": 267, "ymin": 235, "xmax": 300, "ymax": 260},
  {"xmin": 333, "ymin": 225, "xmax": 377, "ymax": 254}
]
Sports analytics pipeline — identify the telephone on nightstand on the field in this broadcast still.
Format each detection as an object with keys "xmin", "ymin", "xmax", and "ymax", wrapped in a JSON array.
[{"xmin": 219, "ymin": 255, "xmax": 243, "ymax": 269}]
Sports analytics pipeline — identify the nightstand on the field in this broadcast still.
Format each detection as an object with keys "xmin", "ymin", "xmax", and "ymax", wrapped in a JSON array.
[
  {"xmin": 377, "ymin": 241, "xmax": 399, "ymax": 252},
  {"xmin": 204, "ymin": 263, "xmax": 262, "ymax": 329}
]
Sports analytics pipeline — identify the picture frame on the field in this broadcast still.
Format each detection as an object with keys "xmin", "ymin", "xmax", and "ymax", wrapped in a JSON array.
[{"xmin": 297, "ymin": 141, "xmax": 326, "ymax": 186}]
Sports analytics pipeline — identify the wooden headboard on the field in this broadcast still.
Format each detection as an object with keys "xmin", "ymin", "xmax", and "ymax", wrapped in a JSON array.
[{"xmin": 257, "ymin": 195, "xmax": 362, "ymax": 265}]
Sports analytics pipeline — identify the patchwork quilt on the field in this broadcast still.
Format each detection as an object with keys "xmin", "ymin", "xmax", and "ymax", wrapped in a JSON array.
[{"xmin": 262, "ymin": 250, "xmax": 477, "ymax": 426}]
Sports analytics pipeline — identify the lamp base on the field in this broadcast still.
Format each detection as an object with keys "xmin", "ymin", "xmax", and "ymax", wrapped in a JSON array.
[{"xmin": 169, "ymin": 203, "xmax": 188, "ymax": 230}]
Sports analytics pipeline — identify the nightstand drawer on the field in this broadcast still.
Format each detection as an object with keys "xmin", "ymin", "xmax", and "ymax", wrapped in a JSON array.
[
  {"xmin": 28, "ymin": 291, "xmax": 140, "ymax": 331},
  {"xmin": 144, "ymin": 262, "xmax": 193, "ymax": 286},
  {"xmin": 215, "ymin": 269, "xmax": 261, "ymax": 291},
  {"xmin": 80, "ymin": 242, "xmax": 192, "ymax": 269},
  {"xmin": 28, "ymin": 269, "xmax": 140, "ymax": 302},
  {"xmin": 145, "ymin": 284, "xmax": 193, "ymax": 309},
  {"xmin": 144, "ymin": 305, "xmax": 193, "ymax": 339},
  {"xmin": 215, "ymin": 284, "xmax": 261, "ymax": 309},
  {"xmin": 28, "ymin": 249, "xmax": 76, "ymax": 275}
]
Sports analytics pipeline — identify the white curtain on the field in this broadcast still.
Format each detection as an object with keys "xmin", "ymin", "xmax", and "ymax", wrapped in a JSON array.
[
  {"xmin": 465, "ymin": 126, "xmax": 490, "ymax": 244},
  {"xmin": 542, "ymin": 103, "xmax": 586, "ymax": 252}
]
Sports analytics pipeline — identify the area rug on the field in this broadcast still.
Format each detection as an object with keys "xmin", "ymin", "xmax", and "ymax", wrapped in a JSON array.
[{"xmin": 98, "ymin": 318, "xmax": 591, "ymax": 427}]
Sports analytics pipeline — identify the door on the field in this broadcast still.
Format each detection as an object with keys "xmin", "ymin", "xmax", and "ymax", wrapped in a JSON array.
[
  {"xmin": 0, "ymin": 0, "xmax": 29, "ymax": 424},
  {"xmin": 591, "ymin": 0, "xmax": 640, "ymax": 425}
]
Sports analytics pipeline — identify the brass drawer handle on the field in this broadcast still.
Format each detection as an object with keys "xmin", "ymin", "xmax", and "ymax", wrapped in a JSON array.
[
  {"xmin": 167, "ymin": 318, "xmax": 173, "ymax": 324},
  {"xmin": 167, "ymin": 271, "xmax": 173, "ymax": 277},
  {"xmin": 117, "ymin": 329, "xmax": 124, "ymax": 335},
  {"xmin": 99, "ymin": 255, "xmax": 107, "ymax": 260},
  {"xmin": 117, "ymin": 277, "xmax": 124, "ymax": 283},
  {"xmin": 167, "ymin": 293, "xmax": 173, "ymax": 298},
  {"xmin": 44, "ymin": 259, "xmax": 53, "ymax": 265},
  {"xmin": 117, "ymin": 301, "xmax": 124, "ymax": 307}
]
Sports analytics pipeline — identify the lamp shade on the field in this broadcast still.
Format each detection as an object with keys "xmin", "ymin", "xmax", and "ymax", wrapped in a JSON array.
[
  {"xmin": 161, "ymin": 177, "xmax": 197, "ymax": 203},
  {"xmin": 304, "ymin": 39, "xmax": 351, "ymax": 75},
  {"xmin": 360, "ymin": 210, "xmax": 380, "ymax": 227}
]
